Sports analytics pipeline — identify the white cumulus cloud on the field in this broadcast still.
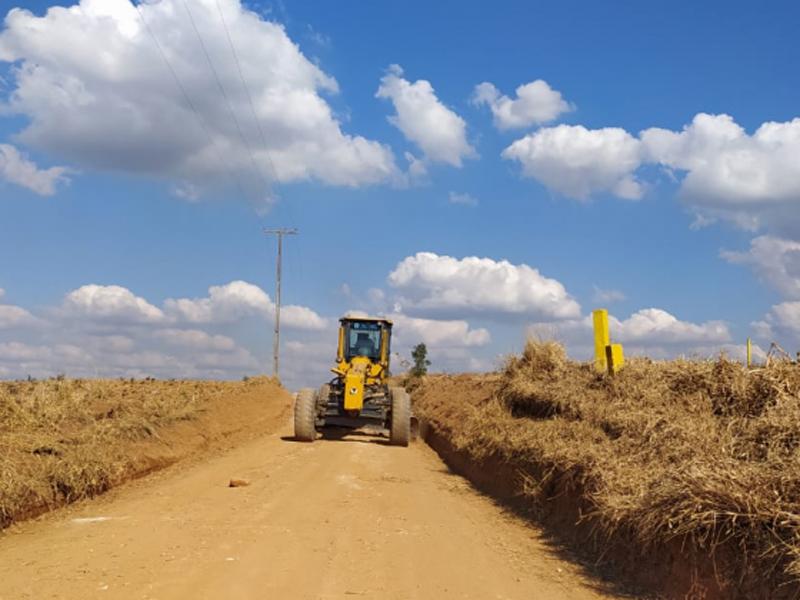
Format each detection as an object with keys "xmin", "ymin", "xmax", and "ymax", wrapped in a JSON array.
[
  {"xmin": 612, "ymin": 308, "xmax": 731, "ymax": 345},
  {"xmin": 390, "ymin": 313, "xmax": 490, "ymax": 348},
  {"xmin": 280, "ymin": 304, "xmax": 328, "ymax": 330},
  {"xmin": 164, "ymin": 280, "xmax": 271, "ymax": 323},
  {"xmin": 753, "ymin": 302, "xmax": 800, "ymax": 339},
  {"xmin": 388, "ymin": 252, "xmax": 580, "ymax": 320},
  {"xmin": 502, "ymin": 124, "xmax": 644, "ymax": 200},
  {"xmin": 500, "ymin": 112, "xmax": 800, "ymax": 226},
  {"xmin": 0, "ymin": 287, "xmax": 40, "ymax": 329},
  {"xmin": 472, "ymin": 79, "xmax": 572, "ymax": 130},
  {"xmin": 0, "ymin": 304, "xmax": 38, "ymax": 329},
  {"xmin": 62, "ymin": 284, "xmax": 165, "ymax": 324},
  {"xmin": 0, "ymin": 341, "xmax": 95, "ymax": 373},
  {"xmin": 152, "ymin": 328, "xmax": 237, "ymax": 351},
  {"xmin": 0, "ymin": 143, "xmax": 70, "ymax": 195},
  {"xmin": 641, "ymin": 114, "xmax": 800, "ymax": 229},
  {"xmin": 164, "ymin": 280, "xmax": 326, "ymax": 329},
  {"xmin": 376, "ymin": 65, "xmax": 475, "ymax": 168},
  {"xmin": 532, "ymin": 308, "xmax": 731, "ymax": 351},
  {"xmin": 0, "ymin": 282, "xmax": 278, "ymax": 379},
  {"xmin": 722, "ymin": 235, "xmax": 800, "ymax": 299},
  {"xmin": 0, "ymin": 0, "xmax": 398, "ymax": 201}
]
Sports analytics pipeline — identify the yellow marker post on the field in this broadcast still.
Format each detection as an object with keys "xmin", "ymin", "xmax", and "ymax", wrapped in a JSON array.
[
  {"xmin": 746, "ymin": 337, "xmax": 752, "ymax": 368},
  {"xmin": 606, "ymin": 343, "xmax": 625, "ymax": 375},
  {"xmin": 593, "ymin": 309, "xmax": 610, "ymax": 373}
]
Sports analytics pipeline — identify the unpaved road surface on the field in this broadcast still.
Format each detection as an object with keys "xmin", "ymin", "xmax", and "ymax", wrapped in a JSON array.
[{"xmin": 0, "ymin": 420, "xmax": 622, "ymax": 599}]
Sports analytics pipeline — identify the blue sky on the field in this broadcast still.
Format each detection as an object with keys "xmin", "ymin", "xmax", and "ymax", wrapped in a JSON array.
[{"xmin": 1, "ymin": 0, "xmax": 799, "ymax": 388}]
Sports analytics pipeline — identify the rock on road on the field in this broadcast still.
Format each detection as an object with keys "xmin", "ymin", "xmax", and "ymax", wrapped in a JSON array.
[{"xmin": 0, "ymin": 420, "xmax": 621, "ymax": 599}]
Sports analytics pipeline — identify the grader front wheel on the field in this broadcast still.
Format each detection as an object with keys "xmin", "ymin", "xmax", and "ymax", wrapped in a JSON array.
[
  {"xmin": 294, "ymin": 388, "xmax": 317, "ymax": 442},
  {"xmin": 389, "ymin": 387, "xmax": 411, "ymax": 447}
]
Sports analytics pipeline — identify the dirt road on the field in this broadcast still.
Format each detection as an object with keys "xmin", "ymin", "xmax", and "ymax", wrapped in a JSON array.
[{"xmin": 0, "ymin": 419, "xmax": 622, "ymax": 600}]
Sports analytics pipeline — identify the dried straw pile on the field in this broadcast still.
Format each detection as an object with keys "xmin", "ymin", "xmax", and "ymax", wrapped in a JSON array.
[{"xmin": 414, "ymin": 340, "xmax": 800, "ymax": 594}]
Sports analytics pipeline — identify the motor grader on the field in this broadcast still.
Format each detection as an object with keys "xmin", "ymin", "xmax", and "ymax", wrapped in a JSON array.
[{"xmin": 294, "ymin": 316, "xmax": 412, "ymax": 446}]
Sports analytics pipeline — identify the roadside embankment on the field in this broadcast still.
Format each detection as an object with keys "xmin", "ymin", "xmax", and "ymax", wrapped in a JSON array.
[
  {"xmin": 0, "ymin": 376, "xmax": 291, "ymax": 528},
  {"xmin": 413, "ymin": 341, "xmax": 800, "ymax": 599}
]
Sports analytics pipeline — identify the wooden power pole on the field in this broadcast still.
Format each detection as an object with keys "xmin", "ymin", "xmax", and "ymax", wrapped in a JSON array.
[{"xmin": 264, "ymin": 227, "xmax": 298, "ymax": 378}]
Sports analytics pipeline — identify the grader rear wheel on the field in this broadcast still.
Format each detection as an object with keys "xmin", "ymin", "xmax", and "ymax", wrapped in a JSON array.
[
  {"xmin": 389, "ymin": 387, "xmax": 411, "ymax": 447},
  {"xmin": 294, "ymin": 388, "xmax": 317, "ymax": 442}
]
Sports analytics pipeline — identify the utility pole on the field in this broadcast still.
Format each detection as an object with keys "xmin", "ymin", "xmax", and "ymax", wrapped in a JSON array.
[{"xmin": 263, "ymin": 227, "xmax": 298, "ymax": 379}]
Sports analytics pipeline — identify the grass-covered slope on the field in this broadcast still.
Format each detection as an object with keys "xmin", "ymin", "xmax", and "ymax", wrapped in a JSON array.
[{"xmin": 413, "ymin": 341, "xmax": 800, "ymax": 598}]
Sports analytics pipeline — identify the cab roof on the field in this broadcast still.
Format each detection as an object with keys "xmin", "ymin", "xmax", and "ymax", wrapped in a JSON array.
[{"xmin": 339, "ymin": 315, "xmax": 393, "ymax": 326}]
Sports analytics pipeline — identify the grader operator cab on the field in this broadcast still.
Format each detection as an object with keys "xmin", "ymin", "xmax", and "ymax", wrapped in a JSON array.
[{"xmin": 294, "ymin": 316, "xmax": 412, "ymax": 446}]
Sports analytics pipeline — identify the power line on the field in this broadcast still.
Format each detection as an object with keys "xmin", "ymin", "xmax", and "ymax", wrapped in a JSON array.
[
  {"xmin": 264, "ymin": 227, "xmax": 298, "ymax": 378},
  {"xmin": 133, "ymin": 1, "xmax": 251, "ymax": 203},
  {"xmin": 214, "ymin": 0, "xmax": 279, "ymax": 186},
  {"xmin": 181, "ymin": 0, "xmax": 271, "ymax": 201}
]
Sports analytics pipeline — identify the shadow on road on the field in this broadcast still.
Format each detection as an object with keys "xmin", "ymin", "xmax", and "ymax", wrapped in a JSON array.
[{"xmin": 280, "ymin": 427, "xmax": 391, "ymax": 446}]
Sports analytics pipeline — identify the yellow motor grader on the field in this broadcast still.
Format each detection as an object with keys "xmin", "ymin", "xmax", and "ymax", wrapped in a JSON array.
[{"xmin": 294, "ymin": 316, "xmax": 412, "ymax": 446}]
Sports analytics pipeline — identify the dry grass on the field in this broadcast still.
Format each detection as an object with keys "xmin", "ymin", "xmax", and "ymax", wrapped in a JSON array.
[
  {"xmin": 414, "ymin": 340, "xmax": 800, "ymax": 594},
  {"xmin": 0, "ymin": 376, "xmax": 281, "ymax": 528}
]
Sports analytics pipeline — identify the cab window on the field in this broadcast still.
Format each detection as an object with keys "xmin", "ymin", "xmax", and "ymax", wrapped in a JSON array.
[{"xmin": 345, "ymin": 321, "xmax": 381, "ymax": 360}]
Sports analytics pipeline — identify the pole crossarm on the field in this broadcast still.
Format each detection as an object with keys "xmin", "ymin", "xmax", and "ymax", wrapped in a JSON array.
[{"xmin": 263, "ymin": 228, "xmax": 299, "ymax": 235}]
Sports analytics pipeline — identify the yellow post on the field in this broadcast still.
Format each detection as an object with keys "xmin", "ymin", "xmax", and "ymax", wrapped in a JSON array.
[
  {"xmin": 746, "ymin": 337, "xmax": 752, "ymax": 368},
  {"xmin": 593, "ymin": 309, "xmax": 610, "ymax": 373},
  {"xmin": 606, "ymin": 343, "xmax": 625, "ymax": 375}
]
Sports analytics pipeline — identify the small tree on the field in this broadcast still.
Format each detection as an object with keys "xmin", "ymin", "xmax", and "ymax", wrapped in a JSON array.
[{"xmin": 410, "ymin": 343, "xmax": 431, "ymax": 378}]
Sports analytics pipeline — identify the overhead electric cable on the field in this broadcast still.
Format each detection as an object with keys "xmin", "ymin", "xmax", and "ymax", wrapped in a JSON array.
[
  {"xmin": 214, "ymin": 0, "xmax": 279, "ymax": 186},
  {"xmin": 133, "ymin": 1, "xmax": 251, "ymax": 203},
  {"xmin": 181, "ymin": 0, "xmax": 271, "ymax": 201}
]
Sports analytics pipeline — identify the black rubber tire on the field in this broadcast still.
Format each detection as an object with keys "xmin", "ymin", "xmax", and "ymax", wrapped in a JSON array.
[
  {"xmin": 294, "ymin": 388, "xmax": 316, "ymax": 442},
  {"xmin": 389, "ymin": 387, "xmax": 411, "ymax": 447}
]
